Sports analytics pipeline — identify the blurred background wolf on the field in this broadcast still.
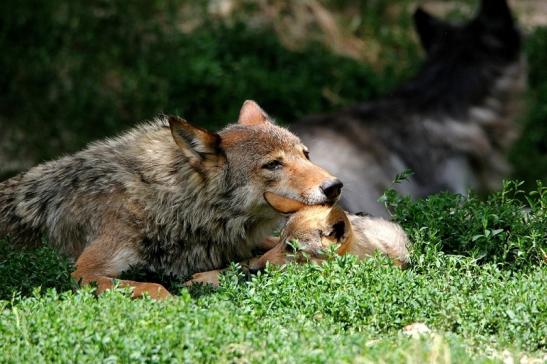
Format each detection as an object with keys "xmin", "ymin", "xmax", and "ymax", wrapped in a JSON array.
[
  {"xmin": 1, "ymin": 0, "xmax": 546, "ymax": 215},
  {"xmin": 294, "ymin": 0, "xmax": 525, "ymax": 216}
]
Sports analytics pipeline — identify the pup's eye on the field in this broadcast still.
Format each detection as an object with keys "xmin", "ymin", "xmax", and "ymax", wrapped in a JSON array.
[
  {"xmin": 262, "ymin": 160, "xmax": 283, "ymax": 170},
  {"xmin": 303, "ymin": 150, "xmax": 310, "ymax": 160}
]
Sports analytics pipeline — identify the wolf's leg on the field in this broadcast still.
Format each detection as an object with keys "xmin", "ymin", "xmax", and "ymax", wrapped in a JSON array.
[
  {"xmin": 248, "ymin": 242, "xmax": 290, "ymax": 269},
  {"xmin": 184, "ymin": 243, "xmax": 289, "ymax": 287},
  {"xmin": 254, "ymin": 236, "xmax": 280, "ymax": 251},
  {"xmin": 72, "ymin": 237, "xmax": 171, "ymax": 300},
  {"xmin": 183, "ymin": 258, "xmax": 261, "ymax": 287},
  {"xmin": 184, "ymin": 269, "xmax": 222, "ymax": 286}
]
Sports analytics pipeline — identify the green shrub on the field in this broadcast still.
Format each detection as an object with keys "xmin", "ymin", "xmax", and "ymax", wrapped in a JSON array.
[
  {"xmin": 1, "ymin": 180, "xmax": 545, "ymax": 360},
  {"xmin": 0, "ymin": 239, "xmax": 74, "ymax": 300},
  {"xmin": 382, "ymin": 179, "xmax": 546, "ymax": 270},
  {"xmin": 0, "ymin": 256, "xmax": 544, "ymax": 362}
]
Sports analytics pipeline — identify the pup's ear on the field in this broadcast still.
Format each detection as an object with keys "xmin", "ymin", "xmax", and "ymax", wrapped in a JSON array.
[
  {"xmin": 326, "ymin": 207, "xmax": 353, "ymax": 254},
  {"xmin": 169, "ymin": 116, "xmax": 222, "ymax": 165},
  {"xmin": 413, "ymin": 7, "xmax": 451, "ymax": 53},
  {"xmin": 331, "ymin": 221, "xmax": 346, "ymax": 241},
  {"xmin": 238, "ymin": 100, "xmax": 270, "ymax": 126}
]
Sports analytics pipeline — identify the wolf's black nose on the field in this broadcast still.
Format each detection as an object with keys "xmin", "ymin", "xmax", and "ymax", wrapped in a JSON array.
[{"xmin": 321, "ymin": 179, "xmax": 343, "ymax": 201}]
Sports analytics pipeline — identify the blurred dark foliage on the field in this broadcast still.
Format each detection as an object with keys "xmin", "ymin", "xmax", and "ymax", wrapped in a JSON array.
[
  {"xmin": 0, "ymin": 0, "xmax": 545, "ymax": 185},
  {"xmin": 0, "ymin": 0, "xmax": 417, "ymax": 175},
  {"xmin": 510, "ymin": 27, "xmax": 547, "ymax": 189}
]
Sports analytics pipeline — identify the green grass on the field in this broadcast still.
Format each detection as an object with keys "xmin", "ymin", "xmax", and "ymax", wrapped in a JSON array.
[
  {"xmin": 1, "ymin": 181, "xmax": 545, "ymax": 363},
  {"xmin": 0, "ymin": 261, "xmax": 544, "ymax": 363}
]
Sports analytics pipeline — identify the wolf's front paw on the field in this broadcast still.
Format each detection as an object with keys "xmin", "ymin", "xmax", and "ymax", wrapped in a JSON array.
[
  {"xmin": 132, "ymin": 282, "xmax": 172, "ymax": 300},
  {"xmin": 184, "ymin": 270, "xmax": 221, "ymax": 287}
]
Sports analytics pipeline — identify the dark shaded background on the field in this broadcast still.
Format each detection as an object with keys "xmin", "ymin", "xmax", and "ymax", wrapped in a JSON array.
[{"xmin": 0, "ymin": 0, "xmax": 545, "ymax": 189}]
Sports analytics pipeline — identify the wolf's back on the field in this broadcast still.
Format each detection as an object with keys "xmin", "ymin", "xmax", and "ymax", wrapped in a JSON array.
[{"xmin": 0, "ymin": 119, "xmax": 175, "ymax": 250}]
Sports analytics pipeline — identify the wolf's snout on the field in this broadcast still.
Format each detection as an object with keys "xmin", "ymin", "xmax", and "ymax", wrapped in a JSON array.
[{"xmin": 321, "ymin": 179, "xmax": 343, "ymax": 201}]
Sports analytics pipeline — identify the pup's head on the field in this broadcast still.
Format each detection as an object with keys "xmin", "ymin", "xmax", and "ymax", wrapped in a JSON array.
[
  {"xmin": 281, "ymin": 205, "xmax": 353, "ymax": 257},
  {"xmin": 254, "ymin": 205, "xmax": 353, "ymax": 267},
  {"xmin": 169, "ymin": 100, "xmax": 342, "ymax": 214},
  {"xmin": 414, "ymin": 0, "xmax": 520, "ymax": 64}
]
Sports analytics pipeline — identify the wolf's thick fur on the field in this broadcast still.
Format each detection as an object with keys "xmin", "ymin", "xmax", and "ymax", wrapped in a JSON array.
[
  {"xmin": 0, "ymin": 101, "xmax": 341, "ymax": 298},
  {"xmin": 292, "ymin": 0, "xmax": 525, "ymax": 216},
  {"xmin": 186, "ymin": 205, "xmax": 410, "ymax": 286}
]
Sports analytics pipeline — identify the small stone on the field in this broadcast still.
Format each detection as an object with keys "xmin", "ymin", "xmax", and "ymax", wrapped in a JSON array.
[{"xmin": 402, "ymin": 322, "xmax": 431, "ymax": 337}]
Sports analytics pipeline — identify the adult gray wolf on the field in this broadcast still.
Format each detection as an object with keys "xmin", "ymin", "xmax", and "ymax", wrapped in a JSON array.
[
  {"xmin": 0, "ymin": 100, "xmax": 342, "ymax": 299},
  {"xmin": 292, "ymin": 0, "xmax": 525, "ymax": 216}
]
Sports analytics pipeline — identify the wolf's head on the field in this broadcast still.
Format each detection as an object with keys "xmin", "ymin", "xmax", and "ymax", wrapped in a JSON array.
[
  {"xmin": 401, "ymin": 0, "xmax": 523, "ymax": 114},
  {"xmin": 168, "ymin": 100, "xmax": 342, "ymax": 215},
  {"xmin": 414, "ymin": 0, "xmax": 520, "ymax": 64}
]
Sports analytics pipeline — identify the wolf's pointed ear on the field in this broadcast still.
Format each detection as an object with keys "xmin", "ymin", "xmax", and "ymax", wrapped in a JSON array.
[
  {"xmin": 169, "ymin": 116, "xmax": 222, "ymax": 165},
  {"xmin": 477, "ymin": 0, "xmax": 513, "ymax": 26},
  {"xmin": 238, "ymin": 100, "xmax": 270, "ymax": 126},
  {"xmin": 413, "ymin": 7, "xmax": 450, "ymax": 53}
]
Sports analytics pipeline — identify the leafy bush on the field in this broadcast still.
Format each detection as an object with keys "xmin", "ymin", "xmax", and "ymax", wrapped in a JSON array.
[
  {"xmin": 0, "ymin": 256, "xmax": 544, "ymax": 362},
  {"xmin": 0, "ymin": 239, "xmax": 75, "ymax": 300},
  {"xmin": 383, "ymin": 180, "xmax": 546, "ymax": 270}
]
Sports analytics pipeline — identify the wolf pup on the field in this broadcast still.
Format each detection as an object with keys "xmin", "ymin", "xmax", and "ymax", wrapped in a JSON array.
[
  {"xmin": 186, "ymin": 204, "xmax": 410, "ymax": 286},
  {"xmin": 292, "ymin": 0, "xmax": 525, "ymax": 216},
  {"xmin": 0, "ymin": 100, "xmax": 342, "ymax": 299}
]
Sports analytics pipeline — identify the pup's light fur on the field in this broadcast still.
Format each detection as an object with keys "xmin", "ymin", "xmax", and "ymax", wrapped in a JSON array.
[
  {"xmin": 256, "ymin": 205, "xmax": 410, "ymax": 268},
  {"xmin": 186, "ymin": 205, "xmax": 410, "ymax": 286}
]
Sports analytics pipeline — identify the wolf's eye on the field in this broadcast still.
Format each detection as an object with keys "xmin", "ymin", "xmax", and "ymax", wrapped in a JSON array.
[
  {"xmin": 262, "ymin": 160, "xmax": 283, "ymax": 170},
  {"xmin": 303, "ymin": 150, "xmax": 310, "ymax": 160}
]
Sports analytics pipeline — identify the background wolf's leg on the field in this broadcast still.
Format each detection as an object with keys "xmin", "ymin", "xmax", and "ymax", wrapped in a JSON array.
[{"xmin": 72, "ymin": 237, "xmax": 171, "ymax": 300}]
